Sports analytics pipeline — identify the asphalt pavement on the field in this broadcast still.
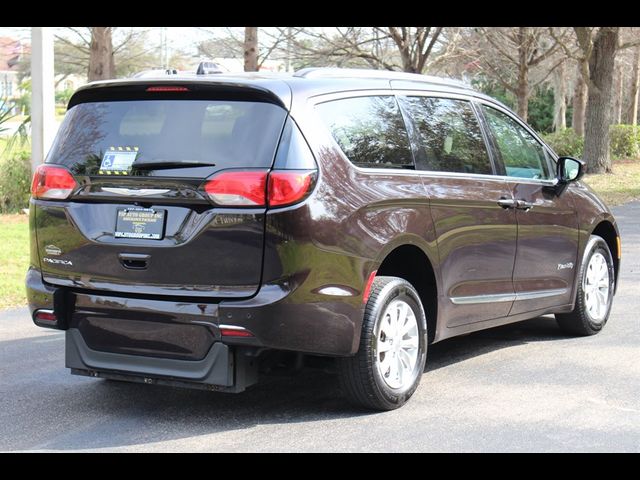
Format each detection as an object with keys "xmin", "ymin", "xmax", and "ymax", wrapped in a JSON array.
[{"xmin": 1, "ymin": 202, "xmax": 639, "ymax": 452}]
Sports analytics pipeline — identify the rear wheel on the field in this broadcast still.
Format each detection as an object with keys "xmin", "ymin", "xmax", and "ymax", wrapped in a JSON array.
[
  {"xmin": 337, "ymin": 276, "xmax": 428, "ymax": 411},
  {"xmin": 556, "ymin": 235, "xmax": 615, "ymax": 336}
]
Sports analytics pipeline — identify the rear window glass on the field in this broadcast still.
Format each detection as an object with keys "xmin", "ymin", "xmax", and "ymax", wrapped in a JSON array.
[{"xmin": 47, "ymin": 100, "xmax": 287, "ymax": 175}]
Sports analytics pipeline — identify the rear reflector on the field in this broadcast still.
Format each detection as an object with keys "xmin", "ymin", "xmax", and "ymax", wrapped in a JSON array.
[
  {"xmin": 220, "ymin": 326, "xmax": 254, "ymax": 338},
  {"xmin": 204, "ymin": 170, "xmax": 268, "ymax": 206},
  {"xmin": 34, "ymin": 310, "xmax": 57, "ymax": 323},
  {"xmin": 146, "ymin": 86, "xmax": 189, "ymax": 92},
  {"xmin": 31, "ymin": 165, "xmax": 78, "ymax": 200},
  {"xmin": 268, "ymin": 170, "xmax": 315, "ymax": 207},
  {"xmin": 362, "ymin": 270, "xmax": 377, "ymax": 304}
]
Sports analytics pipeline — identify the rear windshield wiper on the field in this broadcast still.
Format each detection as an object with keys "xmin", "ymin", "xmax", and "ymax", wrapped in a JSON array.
[{"xmin": 132, "ymin": 161, "xmax": 217, "ymax": 170}]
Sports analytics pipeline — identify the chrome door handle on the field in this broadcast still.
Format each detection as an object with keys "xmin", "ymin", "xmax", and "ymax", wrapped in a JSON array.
[
  {"xmin": 516, "ymin": 200, "xmax": 535, "ymax": 211},
  {"xmin": 497, "ymin": 198, "xmax": 517, "ymax": 209}
]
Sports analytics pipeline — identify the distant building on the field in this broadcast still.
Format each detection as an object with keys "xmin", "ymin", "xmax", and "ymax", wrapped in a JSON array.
[
  {"xmin": 55, "ymin": 74, "xmax": 86, "ymax": 94},
  {"xmin": 0, "ymin": 37, "xmax": 24, "ymax": 105}
]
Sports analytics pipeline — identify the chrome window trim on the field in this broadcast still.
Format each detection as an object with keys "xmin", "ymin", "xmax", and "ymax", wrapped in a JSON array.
[{"xmin": 308, "ymin": 89, "xmax": 560, "ymax": 186}]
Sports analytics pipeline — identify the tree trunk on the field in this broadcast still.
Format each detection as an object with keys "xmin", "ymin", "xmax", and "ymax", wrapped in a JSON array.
[
  {"xmin": 612, "ymin": 61, "xmax": 623, "ymax": 125},
  {"xmin": 88, "ymin": 27, "xmax": 115, "ymax": 81},
  {"xmin": 516, "ymin": 27, "xmax": 529, "ymax": 121},
  {"xmin": 572, "ymin": 61, "xmax": 588, "ymax": 136},
  {"xmin": 553, "ymin": 62, "xmax": 567, "ymax": 132},
  {"xmin": 627, "ymin": 46, "xmax": 640, "ymax": 125},
  {"xmin": 516, "ymin": 70, "xmax": 529, "ymax": 120},
  {"xmin": 243, "ymin": 27, "xmax": 259, "ymax": 72},
  {"xmin": 584, "ymin": 27, "xmax": 619, "ymax": 174}
]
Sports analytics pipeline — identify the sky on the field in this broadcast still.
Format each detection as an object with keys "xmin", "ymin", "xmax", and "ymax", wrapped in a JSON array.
[{"xmin": 0, "ymin": 27, "xmax": 216, "ymax": 55}]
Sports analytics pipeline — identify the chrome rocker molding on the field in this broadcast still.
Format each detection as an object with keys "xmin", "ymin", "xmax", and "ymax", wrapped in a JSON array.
[{"xmin": 450, "ymin": 288, "xmax": 568, "ymax": 305}]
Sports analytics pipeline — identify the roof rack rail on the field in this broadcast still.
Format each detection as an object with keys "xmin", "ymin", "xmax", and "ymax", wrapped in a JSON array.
[
  {"xmin": 293, "ymin": 67, "xmax": 470, "ymax": 89},
  {"xmin": 132, "ymin": 68, "xmax": 179, "ymax": 78},
  {"xmin": 197, "ymin": 61, "xmax": 223, "ymax": 75}
]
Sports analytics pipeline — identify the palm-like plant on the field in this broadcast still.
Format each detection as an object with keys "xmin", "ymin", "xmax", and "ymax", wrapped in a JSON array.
[
  {"xmin": 0, "ymin": 96, "xmax": 16, "ymax": 136},
  {"xmin": 0, "ymin": 97, "xmax": 30, "ymax": 154}
]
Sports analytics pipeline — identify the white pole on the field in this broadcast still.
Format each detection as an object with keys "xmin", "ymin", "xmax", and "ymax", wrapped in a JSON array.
[{"xmin": 30, "ymin": 27, "xmax": 55, "ymax": 173}]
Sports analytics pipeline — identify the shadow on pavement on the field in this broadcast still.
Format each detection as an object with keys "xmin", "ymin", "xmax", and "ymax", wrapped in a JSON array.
[
  {"xmin": 426, "ymin": 315, "xmax": 567, "ymax": 372},
  {"xmin": 2, "ymin": 315, "xmax": 569, "ymax": 451}
]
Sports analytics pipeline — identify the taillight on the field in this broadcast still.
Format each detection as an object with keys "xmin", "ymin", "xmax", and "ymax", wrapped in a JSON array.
[
  {"xmin": 31, "ymin": 165, "xmax": 78, "ymax": 200},
  {"xmin": 204, "ymin": 170, "xmax": 268, "ymax": 206},
  {"xmin": 268, "ymin": 170, "xmax": 316, "ymax": 207},
  {"xmin": 203, "ymin": 169, "xmax": 316, "ymax": 208}
]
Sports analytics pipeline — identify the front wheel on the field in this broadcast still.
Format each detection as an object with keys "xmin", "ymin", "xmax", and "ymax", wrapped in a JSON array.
[
  {"xmin": 556, "ymin": 235, "xmax": 615, "ymax": 336},
  {"xmin": 337, "ymin": 276, "xmax": 428, "ymax": 411}
]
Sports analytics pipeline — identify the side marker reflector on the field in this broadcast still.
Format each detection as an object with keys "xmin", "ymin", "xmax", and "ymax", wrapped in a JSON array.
[{"xmin": 362, "ymin": 270, "xmax": 377, "ymax": 304}]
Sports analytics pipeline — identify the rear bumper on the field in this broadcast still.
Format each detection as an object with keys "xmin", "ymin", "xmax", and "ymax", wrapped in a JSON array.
[{"xmin": 27, "ymin": 266, "xmax": 364, "ymax": 362}]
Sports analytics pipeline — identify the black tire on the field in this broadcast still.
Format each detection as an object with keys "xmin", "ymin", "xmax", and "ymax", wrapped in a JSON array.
[
  {"xmin": 556, "ymin": 235, "xmax": 615, "ymax": 336},
  {"xmin": 337, "ymin": 276, "xmax": 428, "ymax": 411}
]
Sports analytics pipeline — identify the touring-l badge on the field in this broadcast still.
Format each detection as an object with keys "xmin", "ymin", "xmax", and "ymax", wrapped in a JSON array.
[
  {"xmin": 44, "ymin": 245, "xmax": 62, "ymax": 256},
  {"xmin": 43, "ymin": 257, "xmax": 73, "ymax": 266},
  {"xmin": 558, "ymin": 262, "xmax": 574, "ymax": 270}
]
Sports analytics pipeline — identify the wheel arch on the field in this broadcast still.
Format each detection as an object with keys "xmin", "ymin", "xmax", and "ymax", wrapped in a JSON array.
[
  {"xmin": 374, "ymin": 242, "xmax": 439, "ymax": 344},
  {"xmin": 591, "ymin": 220, "xmax": 620, "ymax": 290}
]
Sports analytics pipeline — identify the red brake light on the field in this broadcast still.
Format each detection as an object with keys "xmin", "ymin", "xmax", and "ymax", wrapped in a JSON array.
[
  {"xmin": 268, "ymin": 170, "xmax": 315, "ymax": 207},
  {"xmin": 146, "ymin": 86, "xmax": 189, "ymax": 92},
  {"xmin": 31, "ymin": 165, "xmax": 78, "ymax": 200},
  {"xmin": 204, "ymin": 171, "xmax": 268, "ymax": 206}
]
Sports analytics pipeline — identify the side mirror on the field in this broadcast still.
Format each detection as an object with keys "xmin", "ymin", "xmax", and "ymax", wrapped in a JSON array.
[{"xmin": 557, "ymin": 156, "xmax": 585, "ymax": 183}]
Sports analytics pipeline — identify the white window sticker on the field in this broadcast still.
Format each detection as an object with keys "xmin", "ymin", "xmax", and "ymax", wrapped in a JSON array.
[{"xmin": 99, "ymin": 147, "xmax": 138, "ymax": 175}]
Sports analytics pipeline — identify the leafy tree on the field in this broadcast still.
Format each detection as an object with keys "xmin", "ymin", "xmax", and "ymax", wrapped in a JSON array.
[
  {"xmin": 527, "ymin": 86, "xmax": 555, "ymax": 134},
  {"xmin": 461, "ymin": 27, "xmax": 569, "ymax": 121}
]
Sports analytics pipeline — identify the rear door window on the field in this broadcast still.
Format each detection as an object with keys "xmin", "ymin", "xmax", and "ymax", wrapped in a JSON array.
[
  {"xmin": 399, "ymin": 96, "xmax": 493, "ymax": 175},
  {"xmin": 315, "ymin": 95, "xmax": 414, "ymax": 169},
  {"xmin": 47, "ymin": 100, "xmax": 287, "ymax": 175}
]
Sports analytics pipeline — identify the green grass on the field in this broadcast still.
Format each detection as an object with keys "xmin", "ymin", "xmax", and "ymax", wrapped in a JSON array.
[
  {"xmin": 0, "ymin": 136, "xmax": 30, "ymax": 158},
  {"xmin": 0, "ymin": 214, "xmax": 29, "ymax": 309},
  {"xmin": 583, "ymin": 159, "xmax": 640, "ymax": 206}
]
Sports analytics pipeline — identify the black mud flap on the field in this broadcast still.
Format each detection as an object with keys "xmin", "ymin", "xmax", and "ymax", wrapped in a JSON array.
[{"xmin": 65, "ymin": 329, "xmax": 258, "ymax": 393}]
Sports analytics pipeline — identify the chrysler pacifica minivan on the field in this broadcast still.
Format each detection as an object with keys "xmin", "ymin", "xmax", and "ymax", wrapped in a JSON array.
[{"xmin": 27, "ymin": 68, "xmax": 620, "ymax": 410}]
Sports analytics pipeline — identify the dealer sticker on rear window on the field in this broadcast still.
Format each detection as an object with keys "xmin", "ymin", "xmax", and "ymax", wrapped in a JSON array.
[{"xmin": 99, "ymin": 147, "xmax": 139, "ymax": 175}]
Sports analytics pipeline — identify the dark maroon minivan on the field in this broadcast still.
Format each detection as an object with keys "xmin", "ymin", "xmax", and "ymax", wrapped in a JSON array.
[{"xmin": 27, "ymin": 68, "xmax": 620, "ymax": 410}]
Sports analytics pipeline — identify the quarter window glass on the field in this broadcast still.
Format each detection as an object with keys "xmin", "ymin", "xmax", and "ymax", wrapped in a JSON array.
[
  {"xmin": 316, "ymin": 96, "xmax": 414, "ymax": 169},
  {"xmin": 399, "ymin": 96, "xmax": 492, "ymax": 175},
  {"xmin": 482, "ymin": 105, "xmax": 552, "ymax": 180}
]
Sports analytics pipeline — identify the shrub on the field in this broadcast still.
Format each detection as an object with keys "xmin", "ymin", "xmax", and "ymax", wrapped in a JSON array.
[
  {"xmin": 544, "ymin": 125, "xmax": 640, "ymax": 161},
  {"xmin": 542, "ymin": 128, "xmax": 584, "ymax": 158},
  {"xmin": 609, "ymin": 124, "xmax": 640, "ymax": 159},
  {"xmin": 0, "ymin": 149, "xmax": 31, "ymax": 213},
  {"xmin": 55, "ymin": 88, "xmax": 74, "ymax": 107}
]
